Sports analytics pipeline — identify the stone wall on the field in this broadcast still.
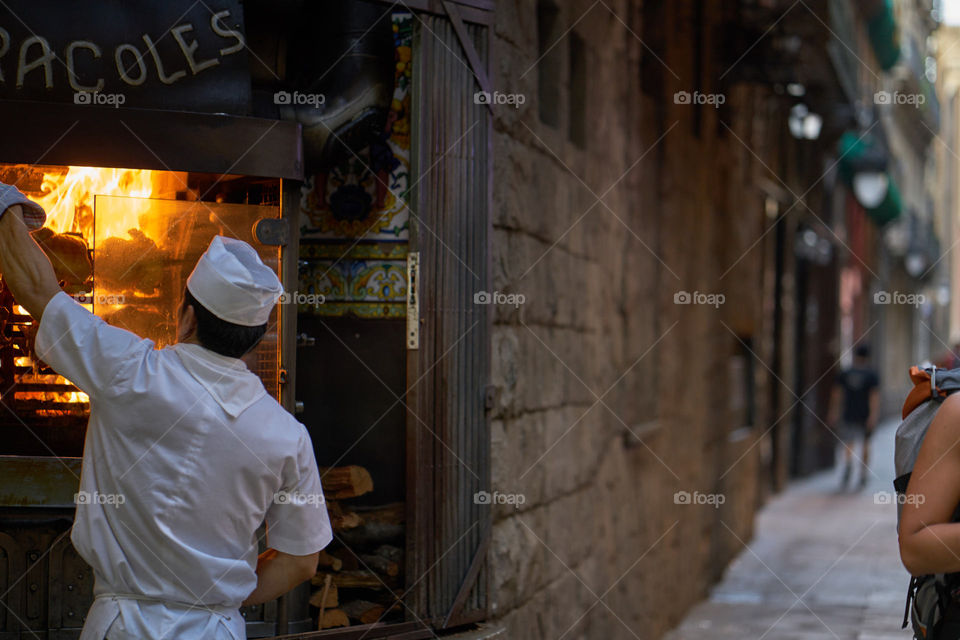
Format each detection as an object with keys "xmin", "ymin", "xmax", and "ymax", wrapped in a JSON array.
[{"xmin": 485, "ymin": 1, "xmax": 796, "ymax": 637}]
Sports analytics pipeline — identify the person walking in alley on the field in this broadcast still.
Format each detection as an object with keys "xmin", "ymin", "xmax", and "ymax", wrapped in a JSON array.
[{"xmin": 828, "ymin": 344, "xmax": 880, "ymax": 490}]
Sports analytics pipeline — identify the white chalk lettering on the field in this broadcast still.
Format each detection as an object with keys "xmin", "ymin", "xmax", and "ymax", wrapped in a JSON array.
[
  {"xmin": 17, "ymin": 35, "xmax": 55, "ymax": 89},
  {"xmin": 66, "ymin": 40, "xmax": 103, "ymax": 92},
  {"xmin": 0, "ymin": 28, "xmax": 10, "ymax": 83},
  {"xmin": 172, "ymin": 23, "xmax": 218, "ymax": 75},
  {"xmin": 115, "ymin": 43, "xmax": 147, "ymax": 86},
  {"xmin": 211, "ymin": 11, "xmax": 245, "ymax": 56},
  {"xmin": 141, "ymin": 33, "xmax": 186, "ymax": 85}
]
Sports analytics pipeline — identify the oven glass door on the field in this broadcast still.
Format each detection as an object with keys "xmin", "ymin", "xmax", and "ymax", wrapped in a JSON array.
[{"xmin": 92, "ymin": 195, "xmax": 282, "ymax": 397}]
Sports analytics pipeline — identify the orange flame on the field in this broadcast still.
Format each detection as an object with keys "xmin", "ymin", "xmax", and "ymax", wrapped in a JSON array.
[
  {"xmin": 18, "ymin": 165, "xmax": 172, "ymax": 406},
  {"xmin": 35, "ymin": 166, "xmax": 159, "ymax": 239}
]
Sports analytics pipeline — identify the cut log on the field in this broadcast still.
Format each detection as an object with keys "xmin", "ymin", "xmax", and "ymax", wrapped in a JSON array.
[
  {"xmin": 329, "ymin": 547, "xmax": 360, "ymax": 571},
  {"xmin": 315, "ymin": 574, "xmax": 335, "ymax": 629},
  {"xmin": 374, "ymin": 544, "xmax": 403, "ymax": 564},
  {"xmin": 340, "ymin": 600, "xmax": 386, "ymax": 625},
  {"xmin": 331, "ymin": 570, "xmax": 385, "ymax": 589},
  {"xmin": 326, "ymin": 501, "xmax": 363, "ymax": 531},
  {"xmin": 317, "ymin": 550, "xmax": 343, "ymax": 572},
  {"xmin": 308, "ymin": 583, "xmax": 338, "ymax": 608},
  {"xmin": 354, "ymin": 502, "xmax": 404, "ymax": 524},
  {"xmin": 339, "ymin": 521, "xmax": 404, "ymax": 547},
  {"xmin": 360, "ymin": 553, "xmax": 399, "ymax": 577},
  {"xmin": 338, "ymin": 503, "xmax": 404, "ymax": 546},
  {"xmin": 337, "ymin": 512, "xmax": 363, "ymax": 530},
  {"xmin": 319, "ymin": 466, "xmax": 374, "ymax": 499},
  {"xmin": 318, "ymin": 608, "xmax": 349, "ymax": 629},
  {"xmin": 365, "ymin": 595, "xmax": 404, "ymax": 619},
  {"xmin": 312, "ymin": 570, "xmax": 396, "ymax": 589}
]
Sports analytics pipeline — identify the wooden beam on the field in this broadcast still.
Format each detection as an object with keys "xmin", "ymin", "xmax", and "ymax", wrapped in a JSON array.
[
  {"xmin": 441, "ymin": 522, "xmax": 491, "ymax": 628},
  {"xmin": 443, "ymin": 0, "xmax": 493, "ymax": 110}
]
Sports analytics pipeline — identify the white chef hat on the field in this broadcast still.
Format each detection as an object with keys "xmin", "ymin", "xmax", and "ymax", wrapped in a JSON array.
[{"xmin": 186, "ymin": 236, "xmax": 282, "ymax": 326}]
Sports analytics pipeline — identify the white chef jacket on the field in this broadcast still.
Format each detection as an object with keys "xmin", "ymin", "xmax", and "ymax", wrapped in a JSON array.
[{"xmin": 35, "ymin": 291, "xmax": 332, "ymax": 640}]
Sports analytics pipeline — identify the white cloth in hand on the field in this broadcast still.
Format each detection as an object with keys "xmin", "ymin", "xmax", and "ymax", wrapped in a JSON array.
[{"xmin": 0, "ymin": 182, "xmax": 45, "ymax": 230}]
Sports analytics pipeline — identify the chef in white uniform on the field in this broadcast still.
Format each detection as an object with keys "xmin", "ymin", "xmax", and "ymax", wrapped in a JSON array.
[{"xmin": 0, "ymin": 183, "xmax": 332, "ymax": 639}]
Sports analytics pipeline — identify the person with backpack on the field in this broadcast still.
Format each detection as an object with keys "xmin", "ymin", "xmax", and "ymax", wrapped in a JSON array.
[
  {"xmin": 899, "ymin": 384, "xmax": 960, "ymax": 638},
  {"xmin": 828, "ymin": 343, "xmax": 880, "ymax": 490}
]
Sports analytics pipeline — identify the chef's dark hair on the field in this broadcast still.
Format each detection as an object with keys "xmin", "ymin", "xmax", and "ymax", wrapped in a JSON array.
[{"xmin": 182, "ymin": 288, "xmax": 267, "ymax": 358}]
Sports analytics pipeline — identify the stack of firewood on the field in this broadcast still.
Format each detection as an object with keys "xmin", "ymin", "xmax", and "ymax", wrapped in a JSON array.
[{"xmin": 312, "ymin": 465, "xmax": 405, "ymax": 629}]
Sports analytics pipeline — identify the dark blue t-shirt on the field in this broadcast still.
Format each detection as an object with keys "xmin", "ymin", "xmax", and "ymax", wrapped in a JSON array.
[{"xmin": 836, "ymin": 366, "xmax": 879, "ymax": 423}]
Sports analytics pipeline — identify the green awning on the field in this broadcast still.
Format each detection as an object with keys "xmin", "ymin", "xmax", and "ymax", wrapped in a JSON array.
[
  {"xmin": 866, "ymin": 0, "xmax": 900, "ymax": 71},
  {"xmin": 837, "ymin": 131, "xmax": 886, "ymax": 183},
  {"xmin": 837, "ymin": 130, "xmax": 868, "ymax": 185}
]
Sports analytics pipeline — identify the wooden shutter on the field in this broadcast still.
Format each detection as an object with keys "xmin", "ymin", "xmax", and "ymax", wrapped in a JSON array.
[{"xmin": 407, "ymin": 10, "xmax": 491, "ymax": 628}]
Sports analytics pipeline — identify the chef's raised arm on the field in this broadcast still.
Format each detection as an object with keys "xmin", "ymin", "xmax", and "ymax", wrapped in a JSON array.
[
  {"xmin": 0, "ymin": 195, "xmax": 149, "ymax": 396},
  {"xmin": 32, "ymin": 290, "xmax": 149, "ymax": 397},
  {"xmin": 0, "ymin": 201, "xmax": 61, "ymax": 319}
]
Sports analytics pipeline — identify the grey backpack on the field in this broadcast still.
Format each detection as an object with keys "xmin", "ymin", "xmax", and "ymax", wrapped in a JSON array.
[{"xmin": 894, "ymin": 366, "xmax": 960, "ymax": 638}]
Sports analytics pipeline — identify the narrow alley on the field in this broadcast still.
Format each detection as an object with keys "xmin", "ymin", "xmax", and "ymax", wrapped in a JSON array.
[
  {"xmin": 672, "ymin": 421, "xmax": 911, "ymax": 640},
  {"xmin": 5, "ymin": 1, "xmax": 960, "ymax": 639}
]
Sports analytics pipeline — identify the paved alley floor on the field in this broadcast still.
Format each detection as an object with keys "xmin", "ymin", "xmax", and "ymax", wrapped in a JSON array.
[{"xmin": 670, "ymin": 421, "xmax": 913, "ymax": 640}]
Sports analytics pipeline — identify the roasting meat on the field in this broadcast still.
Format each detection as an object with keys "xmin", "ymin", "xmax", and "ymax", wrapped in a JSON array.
[
  {"xmin": 95, "ymin": 229, "xmax": 166, "ymax": 293},
  {"xmin": 32, "ymin": 228, "xmax": 92, "ymax": 293}
]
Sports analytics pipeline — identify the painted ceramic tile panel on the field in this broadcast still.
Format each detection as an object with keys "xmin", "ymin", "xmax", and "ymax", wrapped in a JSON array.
[{"xmin": 298, "ymin": 12, "xmax": 412, "ymax": 318}]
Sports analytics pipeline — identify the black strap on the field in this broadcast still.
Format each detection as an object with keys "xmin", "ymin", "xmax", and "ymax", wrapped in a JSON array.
[
  {"xmin": 904, "ymin": 575, "xmax": 916, "ymax": 629},
  {"xmin": 895, "ymin": 473, "xmax": 912, "ymax": 495},
  {"xmin": 933, "ymin": 576, "xmax": 958, "ymax": 638}
]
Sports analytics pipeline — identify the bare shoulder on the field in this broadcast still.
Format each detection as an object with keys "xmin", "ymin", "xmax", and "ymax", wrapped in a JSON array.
[
  {"xmin": 925, "ymin": 394, "xmax": 960, "ymax": 449},
  {"xmin": 938, "ymin": 393, "xmax": 960, "ymax": 418}
]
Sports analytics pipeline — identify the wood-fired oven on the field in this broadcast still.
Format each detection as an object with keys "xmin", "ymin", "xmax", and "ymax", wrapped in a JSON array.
[
  {"xmin": 0, "ymin": 1, "xmax": 493, "ymax": 638},
  {"xmin": 0, "ymin": 109, "xmax": 305, "ymax": 638}
]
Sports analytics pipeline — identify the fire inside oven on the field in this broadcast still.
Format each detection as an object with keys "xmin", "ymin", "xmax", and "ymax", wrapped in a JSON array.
[{"xmin": 0, "ymin": 164, "xmax": 281, "ymax": 458}]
